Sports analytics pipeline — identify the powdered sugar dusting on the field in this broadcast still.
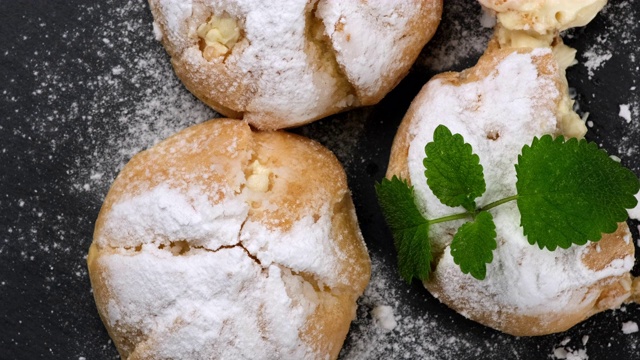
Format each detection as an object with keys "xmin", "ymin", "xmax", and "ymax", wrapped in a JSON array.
[
  {"xmin": 98, "ymin": 185, "xmax": 248, "ymax": 249},
  {"xmin": 317, "ymin": 0, "xmax": 433, "ymax": 99},
  {"xmin": 98, "ymin": 245, "xmax": 316, "ymax": 359},
  {"xmin": 580, "ymin": 2, "xmax": 640, "ymax": 163},
  {"xmin": 419, "ymin": 1, "xmax": 493, "ymax": 72},
  {"xmin": 407, "ymin": 49, "xmax": 631, "ymax": 319},
  {"xmin": 241, "ymin": 211, "xmax": 343, "ymax": 288},
  {"xmin": 1, "ymin": 0, "xmax": 638, "ymax": 358},
  {"xmin": 583, "ymin": 45, "xmax": 612, "ymax": 78},
  {"xmin": 95, "ymin": 166, "xmax": 361, "ymax": 357},
  {"xmin": 152, "ymin": 0, "xmax": 437, "ymax": 127}
]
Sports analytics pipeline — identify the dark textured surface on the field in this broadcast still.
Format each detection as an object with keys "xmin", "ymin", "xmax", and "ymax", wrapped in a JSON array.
[{"xmin": 1, "ymin": 1, "xmax": 638, "ymax": 359}]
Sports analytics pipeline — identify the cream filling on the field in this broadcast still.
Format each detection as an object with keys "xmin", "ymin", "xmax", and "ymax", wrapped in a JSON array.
[{"xmin": 484, "ymin": 0, "xmax": 607, "ymax": 34}]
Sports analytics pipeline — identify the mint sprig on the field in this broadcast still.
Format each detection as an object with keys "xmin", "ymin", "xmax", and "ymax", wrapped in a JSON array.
[
  {"xmin": 424, "ymin": 125, "xmax": 486, "ymax": 212},
  {"xmin": 376, "ymin": 125, "xmax": 639, "ymax": 282},
  {"xmin": 375, "ymin": 176, "xmax": 432, "ymax": 282}
]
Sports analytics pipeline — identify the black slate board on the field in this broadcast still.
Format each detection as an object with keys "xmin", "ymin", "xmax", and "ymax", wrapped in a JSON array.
[{"xmin": 1, "ymin": 1, "xmax": 639, "ymax": 359}]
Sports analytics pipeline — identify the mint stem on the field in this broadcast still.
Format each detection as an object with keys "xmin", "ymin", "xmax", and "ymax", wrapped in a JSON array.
[
  {"xmin": 428, "ymin": 212, "xmax": 472, "ymax": 224},
  {"xmin": 426, "ymin": 195, "xmax": 518, "ymax": 225},
  {"xmin": 480, "ymin": 195, "xmax": 518, "ymax": 211}
]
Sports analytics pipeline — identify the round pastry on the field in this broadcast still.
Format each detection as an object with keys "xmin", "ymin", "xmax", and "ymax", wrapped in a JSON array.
[
  {"xmin": 386, "ymin": 45, "xmax": 635, "ymax": 336},
  {"xmin": 87, "ymin": 119, "xmax": 371, "ymax": 359},
  {"xmin": 148, "ymin": 0, "xmax": 443, "ymax": 130}
]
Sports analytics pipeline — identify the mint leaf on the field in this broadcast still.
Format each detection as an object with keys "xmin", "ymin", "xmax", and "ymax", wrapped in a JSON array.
[
  {"xmin": 450, "ymin": 211, "xmax": 497, "ymax": 280},
  {"xmin": 424, "ymin": 125, "xmax": 486, "ymax": 212},
  {"xmin": 516, "ymin": 135, "xmax": 640, "ymax": 250},
  {"xmin": 375, "ymin": 176, "xmax": 432, "ymax": 282}
]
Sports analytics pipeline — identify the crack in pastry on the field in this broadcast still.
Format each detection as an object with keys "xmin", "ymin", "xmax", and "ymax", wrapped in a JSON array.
[
  {"xmin": 302, "ymin": 0, "xmax": 358, "ymax": 112},
  {"xmin": 88, "ymin": 119, "xmax": 370, "ymax": 359}
]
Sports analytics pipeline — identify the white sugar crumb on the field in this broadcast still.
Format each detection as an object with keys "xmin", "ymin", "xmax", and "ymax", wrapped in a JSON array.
[
  {"xmin": 619, "ymin": 104, "xmax": 632, "ymax": 123},
  {"xmin": 629, "ymin": 193, "xmax": 640, "ymax": 221},
  {"xmin": 480, "ymin": 8, "xmax": 496, "ymax": 28},
  {"xmin": 553, "ymin": 337, "xmax": 589, "ymax": 360},
  {"xmin": 622, "ymin": 321, "xmax": 639, "ymax": 334},
  {"xmin": 582, "ymin": 46, "xmax": 612, "ymax": 79},
  {"xmin": 111, "ymin": 66, "xmax": 124, "ymax": 76},
  {"xmin": 152, "ymin": 21, "xmax": 163, "ymax": 41},
  {"xmin": 553, "ymin": 348, "xmax": 589, "ymax": 360},
  {"xmin": 370, "ymin": 305, "xmax": 397, "ymax": 332}
]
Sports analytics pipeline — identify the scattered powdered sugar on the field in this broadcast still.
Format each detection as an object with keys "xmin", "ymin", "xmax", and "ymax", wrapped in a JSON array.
[
  {"xmin": 2, "ymin": 0, "xmax": 638, "ymax": 358},
  {"xmin": 622, "ymin": 321, "xmax": 639, "ymax": 334},
  {"xmin": 341, "ymin": 256, "xmax": 550, "ymax": 359},
  {"xmin": 581, "ymin": 1, "xmax": 638, "ymax": 80},
  {"xmin": 341, "ymin": 258, "xmax": 482, "ymax": 359},
  {"xmin": 71, "ymin": 8, "xmax": 217, "ymax": 196},
  {"xmin": 418, "ymin": 1, "xmax": 493, "ymax": 72},
  {"xmin": 580, "ymin": 2, "xmax": 640, "ymax": 163},
  {"xmin": 582, "ymin": 45, "xmax": 612, "ymax": 79},
  {"xmin": 616, "ymin": 99, "xmax": 640, "ymax": 161},
  {"xmin": 582, "ymin": 335, "xmax": 590, "ymax": 346},
  {"xmin": 295, "ymin": 107, "xmax": 370, "ymax": 167}
]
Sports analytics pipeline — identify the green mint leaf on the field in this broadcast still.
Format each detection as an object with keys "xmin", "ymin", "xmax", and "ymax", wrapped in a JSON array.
[
  {"xmin": 516, "ymin": 135, "xmax": 640, "ymax": 250},
  {"xmin": 450, "ymin": 211, "xmax": 497, "ymax": 280},
  {"xmin": 375, "ymin": 176, "xmax": 432, "ymax": 283},
  {"xmin": 424, "ymin": 125, "xmax": 486, "ymax": 212}
]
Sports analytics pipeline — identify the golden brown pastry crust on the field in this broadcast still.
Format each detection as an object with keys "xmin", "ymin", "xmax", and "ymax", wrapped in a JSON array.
[
  {"xmin": 89, "ymin": 119, "xmax": 370, "ymax": 359},
  {"xmin": 386, "ymin": 46, "xmax": 635, "ymax": 336}
]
